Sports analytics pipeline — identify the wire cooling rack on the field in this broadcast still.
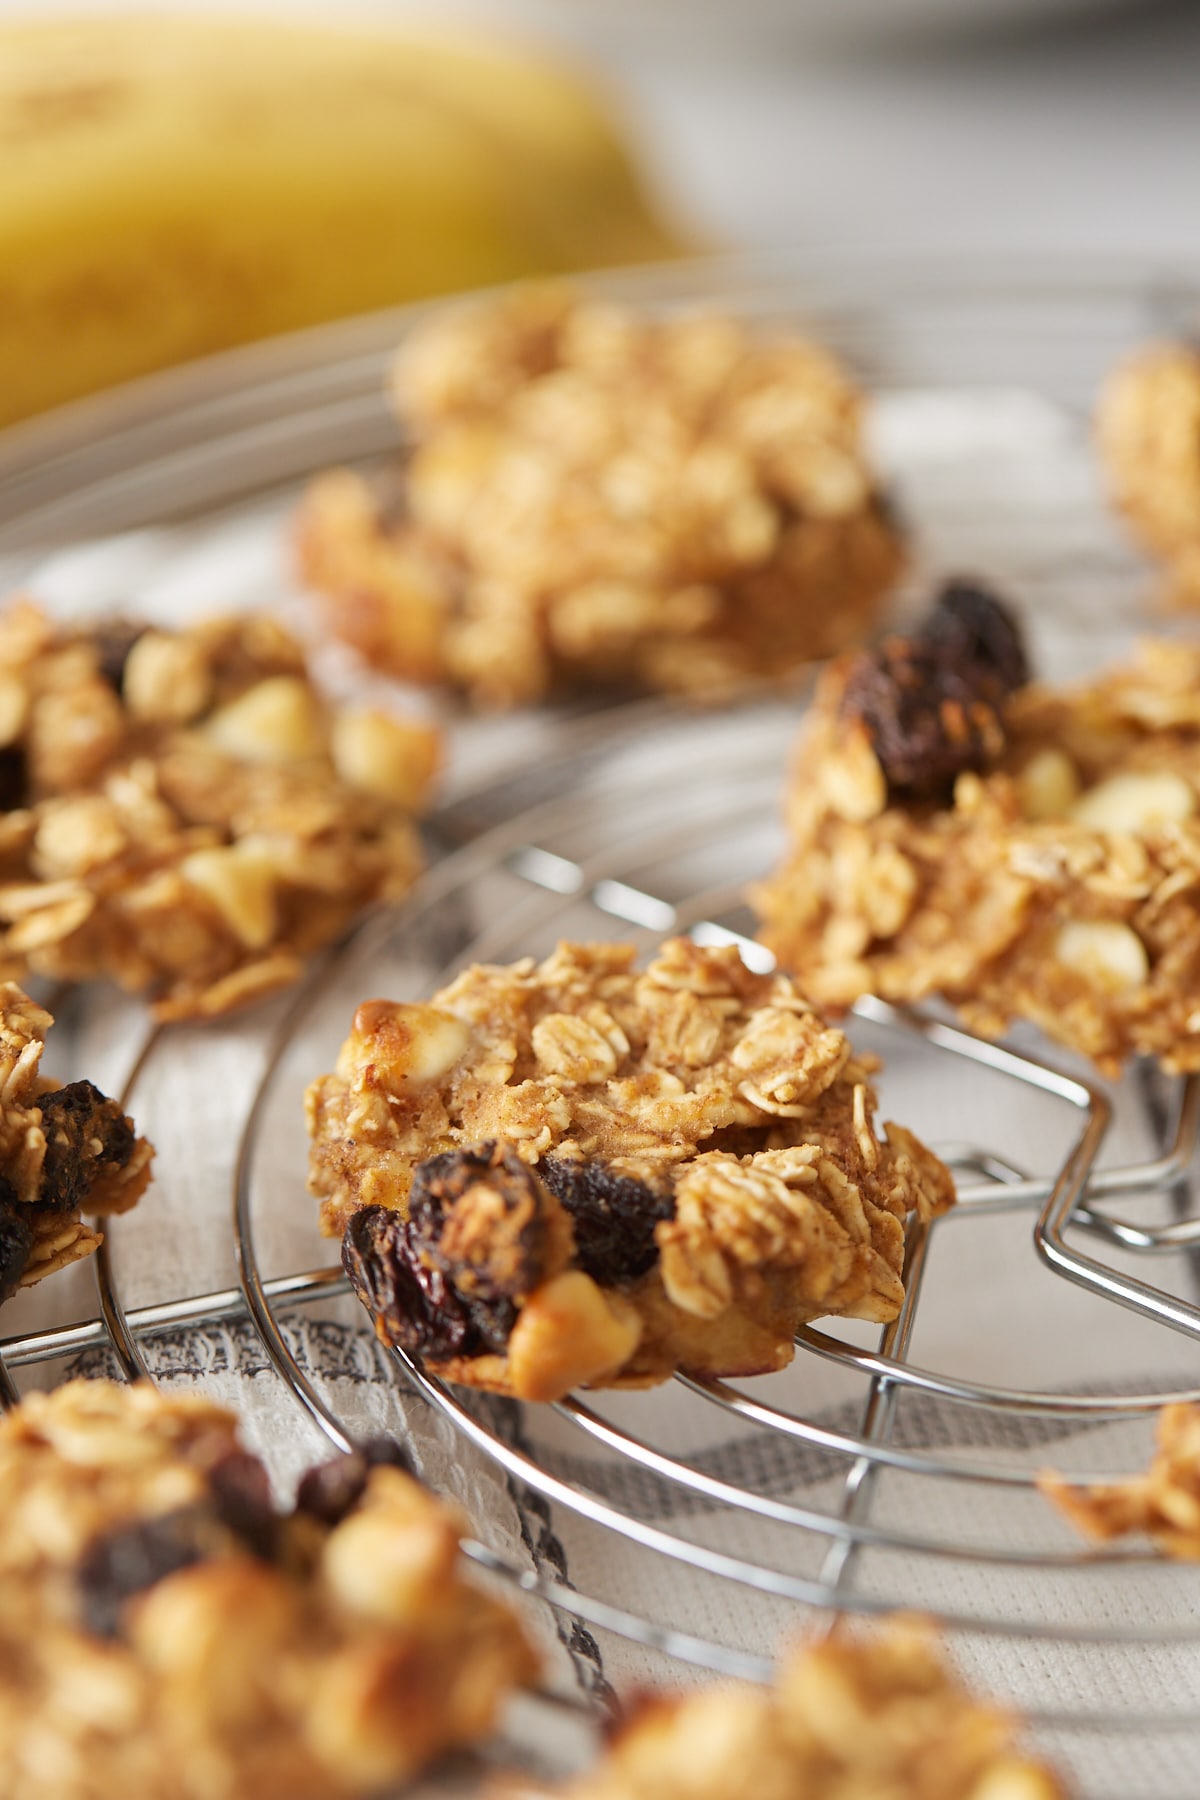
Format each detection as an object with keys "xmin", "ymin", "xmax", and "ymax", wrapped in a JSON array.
[
  {"xmin": 5, "ymin": 706, "xmax": 1200, "ymax": 1798},
  {"xmin": 4, "ymin": 254, "xmax": 1200, "ymax": 1797}
]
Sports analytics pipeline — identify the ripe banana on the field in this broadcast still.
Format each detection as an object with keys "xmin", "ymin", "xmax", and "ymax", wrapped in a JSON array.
[{"xmin": 0, "ymin": 15, "xmax": 681, "ymax": 428}]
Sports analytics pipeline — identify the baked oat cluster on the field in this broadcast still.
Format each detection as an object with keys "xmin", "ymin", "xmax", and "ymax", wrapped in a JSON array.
[
  {"xmin": 510, "ymin": 1620, "xmax": 1065, "ymax": 1800},
  {"xmin": 307, "ymin": 939, "xmax": 954, "ymax": 1400},
  {"xmin": 0, "ymin": 1378, "xmax": 536, "ymax": 1800},
  {"xmin": 1041, "ymin": 1403, "xmax": 1200, "ymax": 1559},
  {"xmin": 756, "ymin": 580, "xmax": 1200, "ymax": 1075},
  {"xmin": 0, "ymin": 981, "xmax": 152, "ymax": 1302},
  {"xmin": 1097, "ymin": 341, "xmax": 1200, "ymax": 605},
  {"xmin": 0, "ymin": 600, "xmax": 438, "ymax": 1020},
  {"xmin": 297, "ymin": 282, "xmax": 903, "ymax": 706}
]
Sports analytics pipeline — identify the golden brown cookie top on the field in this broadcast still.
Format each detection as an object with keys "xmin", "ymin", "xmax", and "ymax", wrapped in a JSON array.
[
  {"xmin": 0, "ymin": 600, "xmax": 438, "ymax": 1020},
  {"xmin": 757, "ymin": 583, "xmax": 1200, "ymax": 1073},
  {"xmin": 299, "ymin": 283, "xmax": 902, "ymax": 705},
  {"xmin": 310, "ymin": 940, "xmax": 954, "ymax": 1400},
  {"xmin": 0, "ymin": 1378, "xmax": 537, "ymax": 1800},
  {"xmin": 307, "ymin": 937, "xmax": 948, "ymax": 1230}
]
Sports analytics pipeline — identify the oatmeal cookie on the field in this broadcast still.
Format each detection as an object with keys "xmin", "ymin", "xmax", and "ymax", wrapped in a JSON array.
[
  {"xmin": 1097, "ymin": 341, "xmax": 1200, "ymax": 605},
  {"xmin": 0, "ymin": 600, "xmax": 438, "ymax": 1020},
  {"xmin": 756, "ymin": 580, "xmax": 1200, "ymax": 1075},
  {"xmin": 1040, "ymin": 1403, "xmax": 1200, "ymax": 1558},
  {"xmin": 297, "ymin": 282, "xmax": 903, "ymax": 706},
  {"xmin": 306, "ymin": 939, "xmax": 954, "ymax": 1400},
  {"xmin": 0, "ymin": 1378, "xmax": 536, "ymax": 1800},
  {"xmin": 502, "ymin": 1619, "xmax": 1065, "ymax": 1800},
  {"xmin": 0, "ymin": 981, "xmax": 152, "ymax": 1299}
]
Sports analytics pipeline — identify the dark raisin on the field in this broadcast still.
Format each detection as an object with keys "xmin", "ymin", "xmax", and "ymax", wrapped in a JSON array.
[
  {"xmin": 839, "ymin": 580, "xmax": 1027, "ymax": 804},
  {"xmin": 0, "ymin": 745, "xmax": 27, "ymax": 813},
  {"xmin": 88, "ymin": 619, "xmax": 146, "ymax": 695},
  {"xmin": 206, "ymin": 1448, "xmax": 278, "ymax": 1561},
  {"xmin": 539, "ymin": 1156, "xmax": 674, "ymax": 1287},
  {"xmin": 926, "ymin": 580, "xmax": 1029, "ymax": 696},
  {"xmin": 37, "ymin": 1080, "xmax": 136, "ymax": 1213},
  {"xmin": 294, "ymin": 1436, "xmax": 414, "ymax": 1528},
  {"xmin": 409, "ymin": 1141, "xmax": 546, "ymax": 1303},
  {"xmin": 343, "ymin": 1205, "xmax": 504, "ymax": 1360},
  {"xmin": 0, "ymin": 1194, "xmax": 31, "ymax": 1304},
  {"xmin": 296, "ymin": 1450, "xmax": 372, "ymax": 1526},
  {"xmin": 77, "ymin": 1507, "xmax": 228, "ymax": 1638}
]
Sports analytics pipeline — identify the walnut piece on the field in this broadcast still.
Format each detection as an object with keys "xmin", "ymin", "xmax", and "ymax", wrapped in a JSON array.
[
  {"xmin": 756, "ymin": 594, "xmax": 1200, "ymax": 1076},
  {"xmin": 0, "ymin": 1378, "xmax": 536, "ymax": 1800},
  {"xmin": 506, "ymin": 1619, "xmax": 1066, "ymax": 1800},
  {"xmin": 297, "ymin": 282, "xmax": 903, "ymax": 707},
  {"xmin": 308, "ymin": 939, "xmax": 954, "ymax": 1401},
  {"xmin": 0, "ymin": 600, "xmax": 438, "ymax": 1020}
]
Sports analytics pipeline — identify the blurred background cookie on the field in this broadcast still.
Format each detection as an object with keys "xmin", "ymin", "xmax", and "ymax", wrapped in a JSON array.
[{"xmin": 299, "ymin": 283, "xmax": 903, "ymax": 706}]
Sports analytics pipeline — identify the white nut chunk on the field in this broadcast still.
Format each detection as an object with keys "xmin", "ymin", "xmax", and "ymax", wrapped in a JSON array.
[
  {"xmin": 330, "ymin": 708, "xmax": 439, "ymax": 808},
  {"xmin": 180, "ymin": 841, "xmax": 278, "ymax": 949},
  {"xmin": 1069, "ymin": 771, "xmax": 1196, "ymax": 833},
  {"xmin": 1055, "ymin": 919, "xmax": 1149, "ymax": 991},
  {"xmin": 122, "ymin": 631, "xmax": 213, "ymax": 724},
  {"xmin": 506, "ymin": 1271, "xmax": 642, "ymax": 1401},
  {"xmin": 338, "ymin": 999, "xmax": 472, "ymax": 1089},
  {"xmin": 1017, "ymin": 748, "xmax": 1081, "ymax": 821},
  {"xmin": 820, "ymin": 731, "xmax": 887, "ymax": 824},
  {"xmin": 206, "ymin": 675, "xmax": 326, "ymax": 764}
]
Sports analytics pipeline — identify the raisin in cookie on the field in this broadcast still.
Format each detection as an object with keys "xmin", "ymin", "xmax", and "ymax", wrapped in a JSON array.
[
  {"xmin": 0, "ymin": 981, "xmax": 152, "ymax": 1300},
  {"xmin": 297, "ymin": 282, "xmax": 903, "ymax": 706},
  {"xmin": 1040, "ymin": 1403, "xmax": 1200, "ymax": 1559},
  {"xmin": 306, "ymin": 939, "xmax": 954, "ymax": 1400},
  {"xmin": 0, "ymin": 1378, "xmax": 536, "ymax": 1799},
  {"xmin": 0, "ymin": 599, "xmax": 438, "ymax": 1021},
  {"xmin": 1097, "ymin": 341, "xmax": 1200, "ymax": 606},
  {"xmin": 501, "ymin": 1620, "xmax": 1065, "ymax": 1800},
  {"xmin": 756, "ymin": 580, "xmax": 1200, "ymax": 1075}
]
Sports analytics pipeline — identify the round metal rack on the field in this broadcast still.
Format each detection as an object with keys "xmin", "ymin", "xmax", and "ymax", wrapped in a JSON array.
[{"xmin": 3, "ymin": 254, "xmax": 1200, "ymax": 1798}]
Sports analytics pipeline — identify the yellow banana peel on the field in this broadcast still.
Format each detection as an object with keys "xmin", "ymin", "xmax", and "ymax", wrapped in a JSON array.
[{"xmin": 0, "ymin": 15, "xmax": 682, "ymax": 427}]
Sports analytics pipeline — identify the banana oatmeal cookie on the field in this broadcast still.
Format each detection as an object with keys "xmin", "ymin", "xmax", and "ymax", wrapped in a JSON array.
[
  {"xmin": 1097, "ymin": 340, "xmax": 1200, "ymax": 605},
  {"xmin": 1041, "ymin": 1402, "xmax": 1200, "ymax": 1559},
  {"xmin": 0, "ymin": 600, "xmax": 438, "ymax": 1020},
  {"xmin": 756, "ymin": 579, "xmax": 1200, "ymax": 1075},
  {"xmin": 307, "ymin": 938, "xmax": 954, "ymax": 1401},
  {"xmin": 501, "ymin": 1619, "xmax": 1066, "ymax": 1800},
  {"xmin": 0, "ymin": 981, "xmax": 152, "ymax": 1301},
  {"xmin": 297, "ymin": 283, "xmax": 903, "ymax": 706},
  {"xmin": 0, "ymin": 1378, "xmax": 536, "ymax": 1799}
]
